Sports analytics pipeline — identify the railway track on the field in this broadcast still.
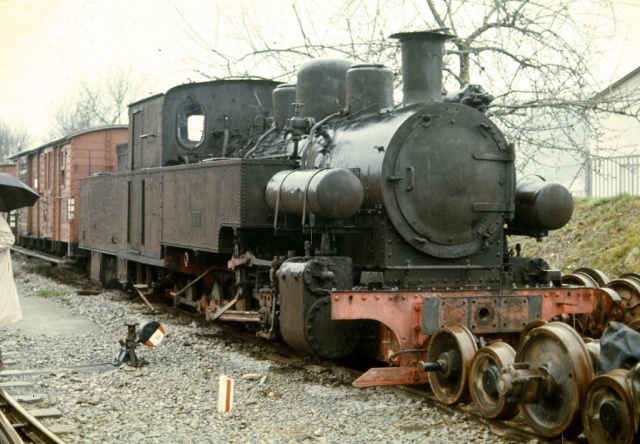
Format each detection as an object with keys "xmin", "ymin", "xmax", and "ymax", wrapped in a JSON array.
[
  {"xmin": 9, "ymin": 255, "xmax": 601, "ymax": 443},
  {"xmin": 183, "ymin": 310, "xmax": 579, "ymax": 443},
  {"xmin": 0, "ymin": 388, "xmax": 65, "ymax": 444}
]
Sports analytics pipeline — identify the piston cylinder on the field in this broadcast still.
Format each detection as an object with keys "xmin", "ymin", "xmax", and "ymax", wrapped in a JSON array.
[{"xmin": 266, "ymin": 168, "xmax": 364, "ymax": 220}]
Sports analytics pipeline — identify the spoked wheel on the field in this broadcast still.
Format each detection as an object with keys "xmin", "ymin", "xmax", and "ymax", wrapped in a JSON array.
[
  {"xmin": 499, "ymin": 322, "xmax": 594, "ymax": 439},
  {"xmin": 469, "ymin": 342, "xmax": 517, "ymax": 419},
  {"xmin": 425, "ymin": 323, "xmax": 478, "ymax": 405},
  {"xmin": 582, "ymin": 369, "xmax": 637, "ymax": 444}
]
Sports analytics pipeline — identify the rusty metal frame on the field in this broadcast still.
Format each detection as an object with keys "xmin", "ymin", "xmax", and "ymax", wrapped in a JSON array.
[{"xmin": 332, "ymin": 287, "xmax": 600, "ymax": 386}]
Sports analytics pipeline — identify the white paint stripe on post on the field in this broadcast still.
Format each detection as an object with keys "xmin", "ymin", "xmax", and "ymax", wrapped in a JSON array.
[{"xmin": 218, "ymin": 375, "xmax": 234, "ymax": 413}]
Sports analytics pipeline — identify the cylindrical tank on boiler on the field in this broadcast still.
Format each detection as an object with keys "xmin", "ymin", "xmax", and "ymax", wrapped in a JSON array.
[
  {"xmin": 272, "ymin": 84, "xmax": 297, "ymax": 130},
  {"xmin": 346, "ymin": 63, "xmax": 394, "ymax": 116},
  {"xmin": 513, "ymin": 180, "xmax": 574, "ymax": 230},
  {"xmin": 296, "ymin": 58, "xmax": 354, "ymax": 121},
  {"xmin": 266, "ymin": 168, "xmax": 364, "ymax": 220}
]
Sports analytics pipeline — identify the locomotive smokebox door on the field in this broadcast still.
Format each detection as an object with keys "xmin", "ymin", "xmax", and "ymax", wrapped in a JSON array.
[
  {"xmin": 278, "ymin": 257, "xmax": 361, "ymax": 359},
  {"xmin": 381, "ymin": 102, "xmax": 515, "ymax": 259}
]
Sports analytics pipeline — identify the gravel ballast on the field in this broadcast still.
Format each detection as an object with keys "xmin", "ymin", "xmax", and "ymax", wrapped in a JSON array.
[{"xmin": 0, "ymin": 256, "xmax": 523, "ymax": 444}]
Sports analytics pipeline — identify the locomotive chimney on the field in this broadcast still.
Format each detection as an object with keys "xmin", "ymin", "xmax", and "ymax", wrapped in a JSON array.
[{"xmin": 390, "ymin": 30, "xmax": 453, "ymax": 105}]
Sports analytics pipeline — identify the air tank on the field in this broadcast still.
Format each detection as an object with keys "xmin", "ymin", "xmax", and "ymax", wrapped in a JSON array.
[
  {"xmin": 296, "ymin": 58, "xmax": 354, "ymax": 121},
  {"xmin": 513, "ymin": 181, "xmax": 574, "ymax": 230},
  {"xmin": 272, "ymin": 84, "xmax": 297, "ymax": 130},
  {"xmin": 266, "ymin": 168, "xmax": 364, "ymax": 220},
  {"xmin": 346, "ymin": 63, "xmax": 394, "ymax": 116}
]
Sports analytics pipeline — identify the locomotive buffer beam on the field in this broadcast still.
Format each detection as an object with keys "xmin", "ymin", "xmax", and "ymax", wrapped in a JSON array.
[
  {"xmin": 353, "ymin": 367, "xmax": 431, "ymax": 387},
  {"xmin": 332, "ymin": 288, "xmax": 599, "ymax": 387}
]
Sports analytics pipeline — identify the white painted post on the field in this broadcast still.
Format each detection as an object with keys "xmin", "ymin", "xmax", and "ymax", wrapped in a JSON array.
[{"xmin": 218, "ymin": 375, "xmax": 234, "ymax": 413}]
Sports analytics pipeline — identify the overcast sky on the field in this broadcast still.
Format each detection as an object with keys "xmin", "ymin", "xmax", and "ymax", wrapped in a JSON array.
[
  {"xmin": 1, "ymin": 0, "xmax": 639, "ymax": 144},
  {"xmin": 0, "ymin": 0, "xmax": 191, "ymax": 139}
]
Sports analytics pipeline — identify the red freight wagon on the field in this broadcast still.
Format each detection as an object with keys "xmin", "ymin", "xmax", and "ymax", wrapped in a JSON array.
[{"xmin": 9, "ymin": 126, "xmax": 127, "ymax": 259}]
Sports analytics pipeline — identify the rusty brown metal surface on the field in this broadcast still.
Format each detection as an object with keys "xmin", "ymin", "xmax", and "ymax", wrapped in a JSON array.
[
  {"xmin": 574, "ymin": 267, "xmax": 611, "ymax": 287},
  {"xmin": 332, "ymin": 287, "xmax": 597, "ymax": 351},
  {"xmin": 469, "ymin": 342, "xmax": 517, "ymax": 419},
  {"xmin": 562, "ymin": 272, "xmax": 599, "ymax": 288},
  {"xmin": 509, "ymin": 322, "xmax": 593, "ymax": 439},
  {"xmin": 582, "ymin": 369, "xmax": 637, "ymax": 444},
  {"xmin": 332, "ymin": 291, "xmax": 430, "ymax": 361},
  {"xmin": 353, "ymin": 367, "xmax": 430, "ymax": 387},
  {"xmin": 606, "ymin": 277, "xmax": 640, "ymax": 326},
  {"xmin": 424, "ymin": 323, "xmax": 477, "ymax": 405}
]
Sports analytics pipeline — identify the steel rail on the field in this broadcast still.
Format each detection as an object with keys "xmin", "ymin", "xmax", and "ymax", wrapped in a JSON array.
[{"xmin": 0, "ymin": 389, "xmax": 65, "ymax": 444}]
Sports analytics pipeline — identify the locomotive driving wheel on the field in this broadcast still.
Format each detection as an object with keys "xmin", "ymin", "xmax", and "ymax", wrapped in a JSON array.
[
  {"xmin": 424, "ymin": 323, "xmax": 477, "ymax": 405},
  {"xmin": 469, "ymin": 342, "xmax": 517, "ymax": 419},
  {"xmin": 499, "ymin": 322, "xmax": 594, "ymax": 439},
  {"xmin": 582, "ymin": 369, "xmax": 637, "ymax": 444}
]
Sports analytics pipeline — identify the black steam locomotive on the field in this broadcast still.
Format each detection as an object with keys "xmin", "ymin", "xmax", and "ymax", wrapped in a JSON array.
[{"xmin": 79, "ymin": 31, "xmax": 638, "ymax": 441}]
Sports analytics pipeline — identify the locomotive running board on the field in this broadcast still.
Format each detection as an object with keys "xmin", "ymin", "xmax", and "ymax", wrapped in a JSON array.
[{"xmin": 353, "ymin": 367, "xmax": 429, "ymax": 387}]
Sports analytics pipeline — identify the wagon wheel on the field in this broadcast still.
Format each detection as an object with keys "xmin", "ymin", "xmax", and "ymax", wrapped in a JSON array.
[
  {"xmin": 561, "ymin": 272, "xmax": 598, "ymax": 288},
  {"xmin": 515, "ymin": 322, "xmax": 594, "ymax": 439},
  {"xmin": 561, "ymin": 269, "xmax": 607, "ymax": 336},
  {"xmin": 516, "ymin": 320, "xmax": 547, "ymax": 353},
  {"xmin": 573, "ymin": 267, "xmax": 610, "ymax": 287},
  {"xmin": 605, "ymin": 278, "xmax": 640, "ymax": 325},
  {"xmin": 469, "ymin": 342, "xmax": 518, "ymax": 419},
  {"xmin": 426, "ymin": 323, "xmax": 478, "ymax": 405},
  {"xmin": 619, "ymin": 272, "xmax": 640, "ymax": 282},
  {"xmin": 582, "ymin": 369, "xmax": 637, "ymax": 444}
]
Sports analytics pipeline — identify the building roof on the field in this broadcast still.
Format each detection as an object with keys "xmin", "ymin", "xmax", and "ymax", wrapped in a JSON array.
[{"xmin": 594, "ymin": 66, "xmax": 640, "ymax": 100}]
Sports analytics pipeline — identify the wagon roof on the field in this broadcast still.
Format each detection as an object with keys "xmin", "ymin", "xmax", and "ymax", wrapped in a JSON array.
[{"xmin": 8, "ymin": 125, "xmax": 128, "ymax": 160}]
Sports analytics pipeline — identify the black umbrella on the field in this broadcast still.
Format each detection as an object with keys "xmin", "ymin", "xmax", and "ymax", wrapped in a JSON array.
[{"xmin": 0, "ymin": 173, "xmax": 40, "ymax": 212}]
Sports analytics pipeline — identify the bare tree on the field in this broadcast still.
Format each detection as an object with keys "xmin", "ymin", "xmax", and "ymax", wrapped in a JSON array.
[
  {"xmin": 49, "ymin": 65, "xmax": 148, "ymax": 138},
  {"xmin": 0, "ymin": 120, "xmax": 32, "ymax": 161},
  {"xmin": 178, "ymin": 0, "xmax": 640, "ymax": 186}
]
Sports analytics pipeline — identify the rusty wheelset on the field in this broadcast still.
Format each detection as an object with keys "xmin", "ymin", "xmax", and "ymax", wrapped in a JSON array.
[{"xmin": 418, "ymin": 317, "xmax": 640, "ymax": 442}]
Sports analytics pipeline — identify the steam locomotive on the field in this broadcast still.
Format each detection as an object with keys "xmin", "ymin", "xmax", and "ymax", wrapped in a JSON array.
[{"xmin": 77, "ymin": 31, "xmax": 640, "ymax": 442}]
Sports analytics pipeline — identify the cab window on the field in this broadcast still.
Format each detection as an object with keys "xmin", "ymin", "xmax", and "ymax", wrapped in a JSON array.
[{"xmin": 177, "ymin": 101, "xmax": 205, "ymax": 148}]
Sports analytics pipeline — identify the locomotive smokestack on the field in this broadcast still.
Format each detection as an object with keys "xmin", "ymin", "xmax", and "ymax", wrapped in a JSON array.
[{"xmin": 390, "ymin": 30, "xmax": 454, "ymax": 105}]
